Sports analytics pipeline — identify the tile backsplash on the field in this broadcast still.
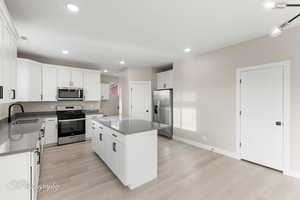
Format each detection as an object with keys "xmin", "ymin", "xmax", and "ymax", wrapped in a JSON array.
[{"xmin": 14, "ymin": 101, "xmax": 100, "ymax": 113}]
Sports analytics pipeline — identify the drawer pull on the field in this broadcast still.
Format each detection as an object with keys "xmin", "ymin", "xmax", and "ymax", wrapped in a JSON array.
[
  {"xmin": 99, "ymin": 133, "xmax": 102, "ymax": 141},
  {"xmin": 112, "ymin": 134, "xmax": 117, "ymax": 137},
  {"xmin": 112, "ymin": 142, "xmax": 117, "ymax": 152}
]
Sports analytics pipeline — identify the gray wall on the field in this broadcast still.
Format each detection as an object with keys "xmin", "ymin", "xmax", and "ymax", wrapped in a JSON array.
[{"xmin": 173, "ymin": 26, "xmax": 300, "ymax": 172}]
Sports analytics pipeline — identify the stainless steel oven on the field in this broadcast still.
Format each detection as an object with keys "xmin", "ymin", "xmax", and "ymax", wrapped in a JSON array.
[
  {"xmin": 57, "ymin": 105, "xmax": 86, "ymax": 145},
  {"xmin": 57, "ymin": 88, "xmax": 84, "ymax": 101}
]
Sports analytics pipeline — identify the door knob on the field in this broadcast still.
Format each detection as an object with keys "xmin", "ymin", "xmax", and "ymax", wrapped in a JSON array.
[
  {"xmin": 275, "ymin": 121, "xmax": 282, "ymax": 126},
  {"xmin": 146, "ymin": 110, "xmax": 149, "ymax": 112}
]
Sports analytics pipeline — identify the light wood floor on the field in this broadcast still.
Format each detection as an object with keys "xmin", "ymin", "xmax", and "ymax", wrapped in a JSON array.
[{"xmin": 38, "ymin": 137, "xmax": 300, "ymax": 200}]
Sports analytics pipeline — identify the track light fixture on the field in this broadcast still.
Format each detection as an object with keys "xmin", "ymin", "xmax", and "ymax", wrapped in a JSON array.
[{"xmin": 264, "ymin": 1, "xmax": 300, "ymax": 37}]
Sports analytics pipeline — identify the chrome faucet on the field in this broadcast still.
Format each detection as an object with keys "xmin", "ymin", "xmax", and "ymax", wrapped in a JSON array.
[{"xmin": 8, "ymin": 103, "xmax": 24, "ymax": 123}]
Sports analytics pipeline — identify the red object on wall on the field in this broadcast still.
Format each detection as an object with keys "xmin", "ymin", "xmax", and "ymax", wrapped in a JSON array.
[{"xmin": 111, "ymin": 85, "xmax": 118, "ymax": 95}]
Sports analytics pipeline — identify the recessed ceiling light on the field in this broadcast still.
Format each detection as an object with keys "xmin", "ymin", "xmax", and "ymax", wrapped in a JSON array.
[
  {"xmin": 104, "ymin": 69, "xmax": 108, "ymax": 73},
  {"xmin": 270, "ymin": 26, "xmax": 283, "ymax": 37},
  {"xmin": 62, "ymin": 50, "xmax": 69, "ymax": 55},
  {"xmin": 120, "ymin": 60, "xmax": 125, "ymax": 65},
  {"xmin": 263, "ymin": 1, "xmax": 276, "ymax": 9},
  {"xmin": 184, "ymin": 48, "xmax": 191, "ymax": 53},
  {"xmin": 66, "ymin": 3, "xmax": 80, "ymax": 13}
]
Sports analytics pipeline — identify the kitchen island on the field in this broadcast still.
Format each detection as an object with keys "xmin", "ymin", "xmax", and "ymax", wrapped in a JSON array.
[{"xmin": 89, "ymin": 117, "xmax": 167, "ymax": 189}]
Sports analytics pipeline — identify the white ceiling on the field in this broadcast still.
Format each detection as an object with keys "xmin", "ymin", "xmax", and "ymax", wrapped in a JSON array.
[{"xmin": 4, "ymin": 0, "xmax": 300, "ymax": 71}]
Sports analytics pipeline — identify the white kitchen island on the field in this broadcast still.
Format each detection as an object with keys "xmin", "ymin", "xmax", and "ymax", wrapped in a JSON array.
[{"xmin": 89, "ymin": 117, "xmax": 167, "ymax": 189}]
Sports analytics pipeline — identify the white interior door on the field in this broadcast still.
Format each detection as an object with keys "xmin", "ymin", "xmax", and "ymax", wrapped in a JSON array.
[
  {"xmin": 129, "ymin": 81, "xmax": 152, "ymax": 121},
  {"xmin": 240, "ymin": 65, "xmax": 284, "ymax": 170}
]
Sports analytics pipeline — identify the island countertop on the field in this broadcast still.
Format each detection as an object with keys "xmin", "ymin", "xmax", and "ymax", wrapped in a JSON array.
[{"xmin": 92, "ymin": 117, "xmax": 169, "ymax": 135}]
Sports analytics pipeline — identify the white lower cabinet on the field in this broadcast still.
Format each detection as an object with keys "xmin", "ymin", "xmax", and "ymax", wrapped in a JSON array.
[
  {"xmin": 90, "ymin": 120, "xmax": 157, "ymax": 189},
  {"xmin": 86, "ymin": 115, "xmax": 104, "ymax": 140},
  {"xmin": 0, "ymin": 141, "xmax": 41, "ymax": 200},
  {"xmin": 44, "ymin": 118, "xmax": 58, "ymax": 146}
]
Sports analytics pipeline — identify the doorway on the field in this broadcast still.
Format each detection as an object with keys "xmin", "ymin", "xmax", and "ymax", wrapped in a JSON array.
[
  {"xmin": 129, "ymin": 81, "xmax": 152, "ymax": 121},
  {"xmin": 237, "ymin": 61, "xmax": 290, "ymax": 171}
]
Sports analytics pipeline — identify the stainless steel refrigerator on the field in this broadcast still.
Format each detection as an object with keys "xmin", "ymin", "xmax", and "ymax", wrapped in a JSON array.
[{"xmin": 153, "ymin": 89, "xmax": 173, "ymax": 138}]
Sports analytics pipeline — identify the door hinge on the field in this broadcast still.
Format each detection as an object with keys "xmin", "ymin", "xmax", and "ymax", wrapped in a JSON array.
[
  {"xmin": 240, "ymin": 142, "xmax": 242, "ymax": 148},
  {"xmin": 240, "ymin": 110, "xmax": 242, "ymax": 116},
  {"xmin": 240, "ymin": 79, "xmax": 242, "ymax": 84},
  {"xmin": 41, "ymin": 94, "xmax": 43, "ymax": 101}
]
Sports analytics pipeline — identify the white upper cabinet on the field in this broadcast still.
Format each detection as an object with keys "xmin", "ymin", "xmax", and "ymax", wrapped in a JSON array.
[
  {"xmin": 57, "ymin": 68, "xmax": 72, "ymax": 88},
  {"xmin": 16, "ymin": 58, "xmax": 101, "ymax": 102},
  {"xmin": 84, "ymin": 71, "xmax": 101, "ymax": 101},
  {"xmin": 57, "ymin": 68, "xmax": 83, "ymax": 88},
  {"xmin": 156, "ymin": 70, "xmax": 173, "ymax": 89},
  {"xmin": 71, "ymin": 70, "xmax": 84, "ymax": 88},
  {"xmin": 101, "ymin": 83, "xmax": 110, "ymax": 100},
  {"xmin": 42, "ymin": 64, "xmax": 57, "ymax": 101},
  {"xmin": 0, "ymin": 0, "xmax": 18, "ymax": 103},
  {"xmin": 17, "ymin": 58, "xmax": 42, "ymax": 102}
]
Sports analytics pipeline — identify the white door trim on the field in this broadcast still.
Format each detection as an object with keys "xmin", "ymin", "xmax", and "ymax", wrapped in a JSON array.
[
  {"xmin": 236, "ymin": 61, "xmax": 290, "ymax": 173},
  {"xmin": 129, "ymin": 81, "xmax": 152, "ymax": 120}
]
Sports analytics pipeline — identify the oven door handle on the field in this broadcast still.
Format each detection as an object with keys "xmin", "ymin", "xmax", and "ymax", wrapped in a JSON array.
[{"xmin": 58, "ymin": 118, "xmax": 86, "ymax": 122}]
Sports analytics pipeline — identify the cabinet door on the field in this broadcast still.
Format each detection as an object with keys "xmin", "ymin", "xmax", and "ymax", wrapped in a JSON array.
[
  {"xmin": 86, "ymin": 118, "xmax": 95, "ymax": 140},
  {"xmin": 71, "ymin": 70, "xmax": 83, "ymax": 88},
  {"xmin": 104, "ymin": 133, "xmax": 114, "ymax": 168},
  {"xmin": 84, "ymin": 71, "xmax": 100, "ymax": 101},
  {"xmin": 44, "ymin": 118, "xmax": 58, "ymax": 145},
  {"xmin": 113, "ymin": 139, "xmax": 126, "ymax": 183},
  {"xmin": 156, "ymin": 72, "xmax": 165, "ymax": 89},
  {"xmin": 2, "ymin": 25, "xmax": 10, "ymax": 102},
  {"xmin": 31, "ymin": 149, "xmax": 39, "ymax": 200},
  {"xmin": 165, "ymin": 70, "xmax": 173, "ymax": 89},
  {"xmin": 17, "ymin": 59, "xmax": 42, "ymax": 101},
  {"xmin": 91, "ymin": 123, "xmax": 98, "ymax": 152},
  {"xmin": 0, "ymin": 20, "xmax": 3, "ymax": 91},
  {"xmin": 57, "ymin": 68, "xmax": 71, "ymax": 87},
  {"xmin": 101, "ymin": 83, "xmax": 110, "ymax": 100},
  {"xmin": 9, "ymin": 35, "xmax": 17, "ymax": 101},
  {"xmin": 96, "ymin": 125, "xmax": 105, "ymax": 159},
  {"xmin": 42, "ymin": 65, "xmax": 57, "ymax": 101}
]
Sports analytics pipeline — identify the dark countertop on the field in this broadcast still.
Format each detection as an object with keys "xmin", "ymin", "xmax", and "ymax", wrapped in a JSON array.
[
  {"xmin": 0, "ymin": 118, "xmax": 43, "ymax": 156},
  {"xmin": 92, "ymin": 117, "xmax": 169, "ymax": 135},
  {"xmin": 0, "ymin": 110, "xmax": 103, "ymax": 157}
]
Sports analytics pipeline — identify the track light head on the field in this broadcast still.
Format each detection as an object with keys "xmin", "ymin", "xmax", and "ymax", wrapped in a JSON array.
[
  {"xmin": 270, "ymin": 21, "xmax": 289, "ymax": 37},
  {"xmin": 264, "ymin": 1, "xmax": 287, "ymax": 9}
]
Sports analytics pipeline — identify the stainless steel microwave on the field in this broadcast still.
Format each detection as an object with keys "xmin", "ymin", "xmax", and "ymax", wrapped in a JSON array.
[{"xmin": 57, "ymin": 88, "xmax": 84, "ymax": 101}]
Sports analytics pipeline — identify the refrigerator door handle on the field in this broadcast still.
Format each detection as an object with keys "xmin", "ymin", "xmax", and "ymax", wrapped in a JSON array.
[{"xmin": 154, "ymin": 105, "xmax": 158, "ymax": 114}]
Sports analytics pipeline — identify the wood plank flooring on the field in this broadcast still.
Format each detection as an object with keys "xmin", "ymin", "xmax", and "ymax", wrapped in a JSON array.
[{"xmin": 38, "ymin": 137, "xmax": 300, "ymax": 200}]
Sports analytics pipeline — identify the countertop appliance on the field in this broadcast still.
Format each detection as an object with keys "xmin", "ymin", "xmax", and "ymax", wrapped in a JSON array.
[
  {"xmin": 153, "ymin": 89, "xmax": 173, "ymax": 138},
  {"xmin": 57, "ymin": 87, "xmax": 84, "ymax": 101},
  {"xmin": 56, "ymin": 105, "xmax": 86, "ymax": 145}
]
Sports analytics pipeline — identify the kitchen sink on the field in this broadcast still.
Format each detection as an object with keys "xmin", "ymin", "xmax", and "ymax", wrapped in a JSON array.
[{"xmin": 13, "ymin": 119, "xmax": 39, "ymax": 125}]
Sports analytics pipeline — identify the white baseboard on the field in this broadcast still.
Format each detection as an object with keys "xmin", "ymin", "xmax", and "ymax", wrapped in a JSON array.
[
  {"xmin": 173, "ymin": 136, "xmax": 300, "ymax": 179},
  {"xmin": 173, "ymin": 136, "xmax": 240, "ymax": 160},
  {"xmin": 284, "ymin": 169, "xmax": 300, "ymax": 179}
]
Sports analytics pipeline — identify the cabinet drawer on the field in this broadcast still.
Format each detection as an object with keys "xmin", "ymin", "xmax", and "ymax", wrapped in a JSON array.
[{"xmin": 110, "ymin": 130, "xmax": 125, "ymax": 142}]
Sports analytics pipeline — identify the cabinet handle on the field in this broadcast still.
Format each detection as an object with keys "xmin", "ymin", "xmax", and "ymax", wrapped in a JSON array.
[
  {"xmin": 99, "ymin": 133, "xmax": 102, "ymax": 141},
  {"xmin": 112, "ymin": 142, "xmax": 117, "ymax": 152},
  {"xmin": 40, "ymin": 128, "xmax": 45, "ymax": 137},
  {"xmin": 35, "ymin": 148, "xmax": 41, "ymax": 165},
  {"xmin": 112, "ymin": 133, "xmax": 117, "ymax": 138}
]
